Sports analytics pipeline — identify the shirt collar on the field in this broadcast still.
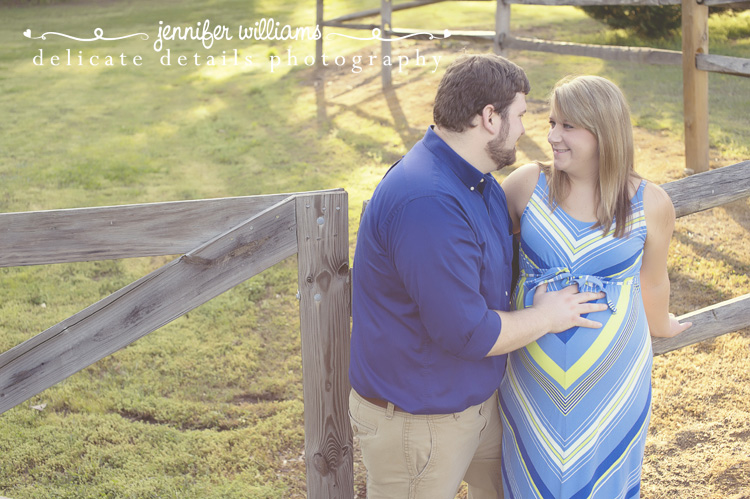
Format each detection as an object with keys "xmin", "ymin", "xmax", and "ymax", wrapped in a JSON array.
[{"xmin": 423, "ymin": 126, "xmax": 491, "ymax": 194}]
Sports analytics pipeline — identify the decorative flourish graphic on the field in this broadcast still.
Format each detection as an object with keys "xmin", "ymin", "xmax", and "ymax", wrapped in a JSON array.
[
  {"xmin": 23, "ymin": 28, "xmax": 149, "ymax": 42},
  {"xmin": 326, "ymin": 28, "xmax": 451, "ymax": 42}
]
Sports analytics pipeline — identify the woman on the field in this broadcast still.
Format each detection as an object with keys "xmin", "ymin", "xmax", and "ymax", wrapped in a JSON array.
[{"xmin": 499, "ymin": 75, "xmax": 690, "ymax": 498}]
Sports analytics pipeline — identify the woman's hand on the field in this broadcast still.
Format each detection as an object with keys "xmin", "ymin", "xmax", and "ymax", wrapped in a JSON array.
[{"xmin": 650, "ymin": 313, "xmax": 692, "ymax": 338}]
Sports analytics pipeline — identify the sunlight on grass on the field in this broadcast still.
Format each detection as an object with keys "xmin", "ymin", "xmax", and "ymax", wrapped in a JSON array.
[{"xmin": 1, "ymin": 0, "xmax": 749, "ymax": 497}]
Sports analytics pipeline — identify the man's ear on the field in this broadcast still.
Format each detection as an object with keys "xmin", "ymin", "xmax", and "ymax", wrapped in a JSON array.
[{"xmin": 480, "ymin": 104, "xmax": 498, "ymax": 133}]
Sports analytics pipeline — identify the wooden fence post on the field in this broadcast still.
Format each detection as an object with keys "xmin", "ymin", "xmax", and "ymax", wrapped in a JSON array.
[
  {"xmin": 316, "ymin": 0, "xmax": 324, "ymax": 68},
  {"xmin": 682, "ymin": 0, "xmax": 710, "ymax": 174},
  {"xmin": 382, "ymin": 0, "xmax": 393, "ymax": 88},
  {"xmin": 495, "ymin": 0, "xmax": 511, "ymax": 56},
  {"xmin": 295, "ymin": 191, "xmax": 353, "ymax": 498}
]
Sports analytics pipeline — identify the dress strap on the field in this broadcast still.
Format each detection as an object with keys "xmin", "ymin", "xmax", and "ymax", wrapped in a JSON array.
[
  {"xmin": 534, "ymin": 169, "xmax": 551, "ymax": 206},
  {"xmin": 627, "ymin": 179, "xmax": 648, "ymax": 220},
  {"xmin": 632, "ymin": 179, "xmax": 647, "ymax": 204}
]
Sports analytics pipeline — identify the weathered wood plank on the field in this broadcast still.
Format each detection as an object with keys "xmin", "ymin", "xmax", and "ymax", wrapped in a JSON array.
[
  {"xmin": 508, "ymin": 0, "xmax": 681, "ymax": 5},
  {"xmin": 382, "ymin": 0, "xmax": 393, "ymax": 88},
  {"xmin": 0, "ymin": 193, "xmax": 290, "ymax": 268},
  {"xmin": 323, "ymin": 21, "xmax": 380, "ymax": 30},
  {"xmin": 696, "ymin": 53, "xmax": 750, "ymax": 78},
  {"xmin": 317, "ymin": 0, "xmax": 324, "ymax": 66},
  {"xmin": 652, "ymin": 294, "xmax": 750, "ymax": 356},
  {"xmin": 296, "ymin": 192, "xmax": 353, "ymax": 498},
  {"xmin": 702, "ymin": 0, "xmax": 750, "ymax": 5},
  {"xmin": 495, "ymin": 0, "xmax": 512, "ymax": 56},
  {"xmin": 661, "ymin": 161, "xmax": 750, "ymax": 218},
  {"xmin": 682, "ymin": 0, "xmax": 710, "ymax": 174},
  {"xmin": 389, "ymin": 27, "xmax": 495, "ymax": 41},
  {"xmin": 506, "ymin": 36, "xmax": 682, "ymax": 65},
  {"xmin": 0, "ymin": 196, "xmax": 299, "ymax": 415},
  {"xmin": 324, "ymin": 0, "xmax": 452, "ymax": 24}
]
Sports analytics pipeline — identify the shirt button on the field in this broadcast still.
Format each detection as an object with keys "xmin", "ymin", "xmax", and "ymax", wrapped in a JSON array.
[
  {"xmin": 470, "ymin": 186, "xmax": 475, "ymax": 191},
  {"xmin": 480, "ymin": 178, "xmax": 485, "ymax": 182}
]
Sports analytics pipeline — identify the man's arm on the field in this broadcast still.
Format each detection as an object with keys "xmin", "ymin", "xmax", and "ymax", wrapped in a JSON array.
[
  {"xmin": 485, "ymin": 283, "xmax": 607, "ymax": 356},
  {"xmin": 390, "ymin": 194, "xmax": 608, "ymax": 360},
  {"xmin": 390, "ymin": 195, "xmax": 513, "ymax": 360}
]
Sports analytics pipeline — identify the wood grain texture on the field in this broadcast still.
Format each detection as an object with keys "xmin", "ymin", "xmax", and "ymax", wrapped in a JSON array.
[
  {"xmin": 495, "ymin": 0, "xmax": 512, "ymax": 56},
  {"xmin": 682, "ymin": 0, "xmax": 710, "ymax": 173},
  {"xmin": 508, "ymin": 0, "xmax": 681, "ymax": 5},
  {"xmin": 388, "ymin": 28, "xmax": 494, "ymax": 41},
  {"xmin": 506, "ymin": 36, "xmax": 682, "ymax": 65},
  {"xmin": 381, "ymin": 0, "xmax": 393, "ymax": 88},
  {"xmin": 653, "ymin": 294, "xmax": 750, "ymax": 355},
  {"xmin": 296, "ymin": 191, "xmax": 353, "ymax": 499},
  {"xmin": 702, "ymin": 0, "xmax": 750, "ymax": 5},
  {"xmin": 324, "ymin": 0, "xmax": 451, "ymax": 24},
  {"xmin": 316, "ymin": 0, "xmax": 324, "ymax": 63},
  {"xmin": 662, "ymin": 161, "xmax": 750, "ymax": 218},
  {"xmin": 696, "ymin": 53, "xmax": 750, "ymax": 77},
  {"xmin": 0, "ymin": 197, "xmax": 298, "ymax": 415},
  {"xmin": 0, "ymin": 193, "xmax": 290, "ymax": 267}
]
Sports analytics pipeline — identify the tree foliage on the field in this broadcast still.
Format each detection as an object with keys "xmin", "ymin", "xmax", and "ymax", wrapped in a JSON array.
[{"xmin": 579, "ymin": 5, "xmax": 682, "ymax": 38}]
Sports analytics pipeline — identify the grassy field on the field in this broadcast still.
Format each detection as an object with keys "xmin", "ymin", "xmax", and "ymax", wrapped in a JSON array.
[{"xmin": 1, "ymin": 1, "xmax": 749, "ymax": 498}]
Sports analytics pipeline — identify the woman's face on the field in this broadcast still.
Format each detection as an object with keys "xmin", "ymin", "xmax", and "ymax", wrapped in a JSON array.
[{"xmin": 547, "ymin": 112, "xmax": 599, "ymax": 176}]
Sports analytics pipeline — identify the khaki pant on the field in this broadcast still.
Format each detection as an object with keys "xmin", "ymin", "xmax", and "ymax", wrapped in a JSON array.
[{"xmin": 349, "ymin": 389, "xmax": 503, "ymax": 499}]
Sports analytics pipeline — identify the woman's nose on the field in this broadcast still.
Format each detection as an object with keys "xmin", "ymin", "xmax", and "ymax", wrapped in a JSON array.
[{"xmin": 548, "ymin": 127, "xmax": 559, "ymax": 143}]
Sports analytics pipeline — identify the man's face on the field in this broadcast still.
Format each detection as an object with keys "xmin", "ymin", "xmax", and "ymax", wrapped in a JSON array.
[{"xmin": 486, "ymin": 92, "xmax": 527, "ymax": 170}]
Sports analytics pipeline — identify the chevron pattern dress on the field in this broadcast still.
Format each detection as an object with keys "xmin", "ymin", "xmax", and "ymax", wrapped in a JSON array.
[{"xmin": 499, "ymin": 172, "xmax": 651, "ymax": 499}]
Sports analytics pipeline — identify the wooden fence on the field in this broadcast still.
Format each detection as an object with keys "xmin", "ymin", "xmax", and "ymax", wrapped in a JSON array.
[
  {"xmin": 316, "ymin": 0, "xmax": 750, "ymax": 174},
  {"xmin": 0, "ymin": 161, "xmax": 749, "ymax": 497},
  {"xmin": 0, "ymin": 189, "xmax": 353, "ymax": 498}
]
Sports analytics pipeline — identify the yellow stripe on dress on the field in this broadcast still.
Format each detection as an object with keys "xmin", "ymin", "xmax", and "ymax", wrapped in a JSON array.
[{"xmin": 524, "ymin": 278, "xmax": 634, "ymax": 390}]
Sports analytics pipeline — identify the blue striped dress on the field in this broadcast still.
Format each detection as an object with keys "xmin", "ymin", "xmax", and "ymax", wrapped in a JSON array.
[{"xmin": 499, "ymin": 171, "xmax": 652, "ymax": 498}]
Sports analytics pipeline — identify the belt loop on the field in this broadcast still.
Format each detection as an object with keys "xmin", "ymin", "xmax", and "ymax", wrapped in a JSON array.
[{"xmin": 386, "ymin": 402, "xmax": 395, "ymax": 420}]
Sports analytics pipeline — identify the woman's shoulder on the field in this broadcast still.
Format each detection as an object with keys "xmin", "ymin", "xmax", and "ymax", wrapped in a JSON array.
[
  {"xmin": 640, "ymin": 179, "xmax": 676, "ymax": 227},
  {"xmin": 640, "ymin": 180, "xmax": 672, "ymax": 205},
  {"xmin": 503, "ymin": 162, "xmax": 543, "ymax": 189},
  {"xmin": 501, "ymin": 162, "xmax": 544, "ymax": 229}
]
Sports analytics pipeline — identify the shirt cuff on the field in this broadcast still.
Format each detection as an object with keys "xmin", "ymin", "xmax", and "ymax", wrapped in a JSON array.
[{"xmin": 459, "ymin": 310, "xmax": 502, "ymax": 361}]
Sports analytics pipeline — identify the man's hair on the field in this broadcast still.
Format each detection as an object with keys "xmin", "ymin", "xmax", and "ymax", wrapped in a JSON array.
[{"xmin": 433, "ymin": 54, "xmax": 530, "ymax": 133}]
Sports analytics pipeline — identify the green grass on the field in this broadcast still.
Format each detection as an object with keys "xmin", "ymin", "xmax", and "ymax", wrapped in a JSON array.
[{"xmin": 1, "ymin": 1, "xmax": 749, "ymax": 497}]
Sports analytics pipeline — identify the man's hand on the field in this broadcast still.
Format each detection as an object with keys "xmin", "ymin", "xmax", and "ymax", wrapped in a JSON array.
[
  {"xmin": 531, "ymin": 283, "xmax": 609, "ymax": 334},
  {"xmin": 487, "ymin": 283, "xmax": 611, "ymax": 356}
]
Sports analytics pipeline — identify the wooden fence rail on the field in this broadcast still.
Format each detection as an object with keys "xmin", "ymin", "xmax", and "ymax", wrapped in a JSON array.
[
  {"xmin": 0, "ymin": 193, "xmax": 290, "ymax": 267},
  {"xmin": 650, "ymin": 161, "xmax": 750, "ymax": 355},
  {"xmin": 0, "ymin": 189, "xmax": 352, "ymax": 499},
  {"xmin": 0, "ymin": 161, "xmax": 748, "ymax": 497},
  {"xmin": 317, "ymin": 0, "xmax": 750, "ymax": 174}
]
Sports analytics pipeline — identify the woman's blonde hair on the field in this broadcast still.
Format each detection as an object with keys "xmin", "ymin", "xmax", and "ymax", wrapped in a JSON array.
[{"xmin": 545, "ymin": 75, "xmax": 639, "ymax": 238}]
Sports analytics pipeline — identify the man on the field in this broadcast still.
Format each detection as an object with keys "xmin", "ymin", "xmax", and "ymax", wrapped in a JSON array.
[{"xmin": 349, "ymin": 54, "xmax": 607, "ymax": 499}]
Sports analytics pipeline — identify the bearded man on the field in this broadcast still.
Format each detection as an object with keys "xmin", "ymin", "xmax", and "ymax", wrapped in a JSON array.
[{"xmin": 349, "ymin": 54, "xmax": 607, "ymax": 499}]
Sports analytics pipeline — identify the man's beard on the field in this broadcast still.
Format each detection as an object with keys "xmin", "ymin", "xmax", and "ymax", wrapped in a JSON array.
[{"xmin": 485, "ymin": 119, "xmax": 515, "ymax": 170}]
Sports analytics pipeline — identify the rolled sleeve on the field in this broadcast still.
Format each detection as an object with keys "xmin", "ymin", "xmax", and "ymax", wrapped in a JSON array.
[{"xmin": 388, "ymin": 195, "xmax": 501, "ymax": 360}]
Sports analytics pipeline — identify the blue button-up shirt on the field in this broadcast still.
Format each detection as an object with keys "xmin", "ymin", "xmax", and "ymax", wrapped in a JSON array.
[{"xmin": 350, "ymin": 127, "xmax": 515, "ymax": 414}]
